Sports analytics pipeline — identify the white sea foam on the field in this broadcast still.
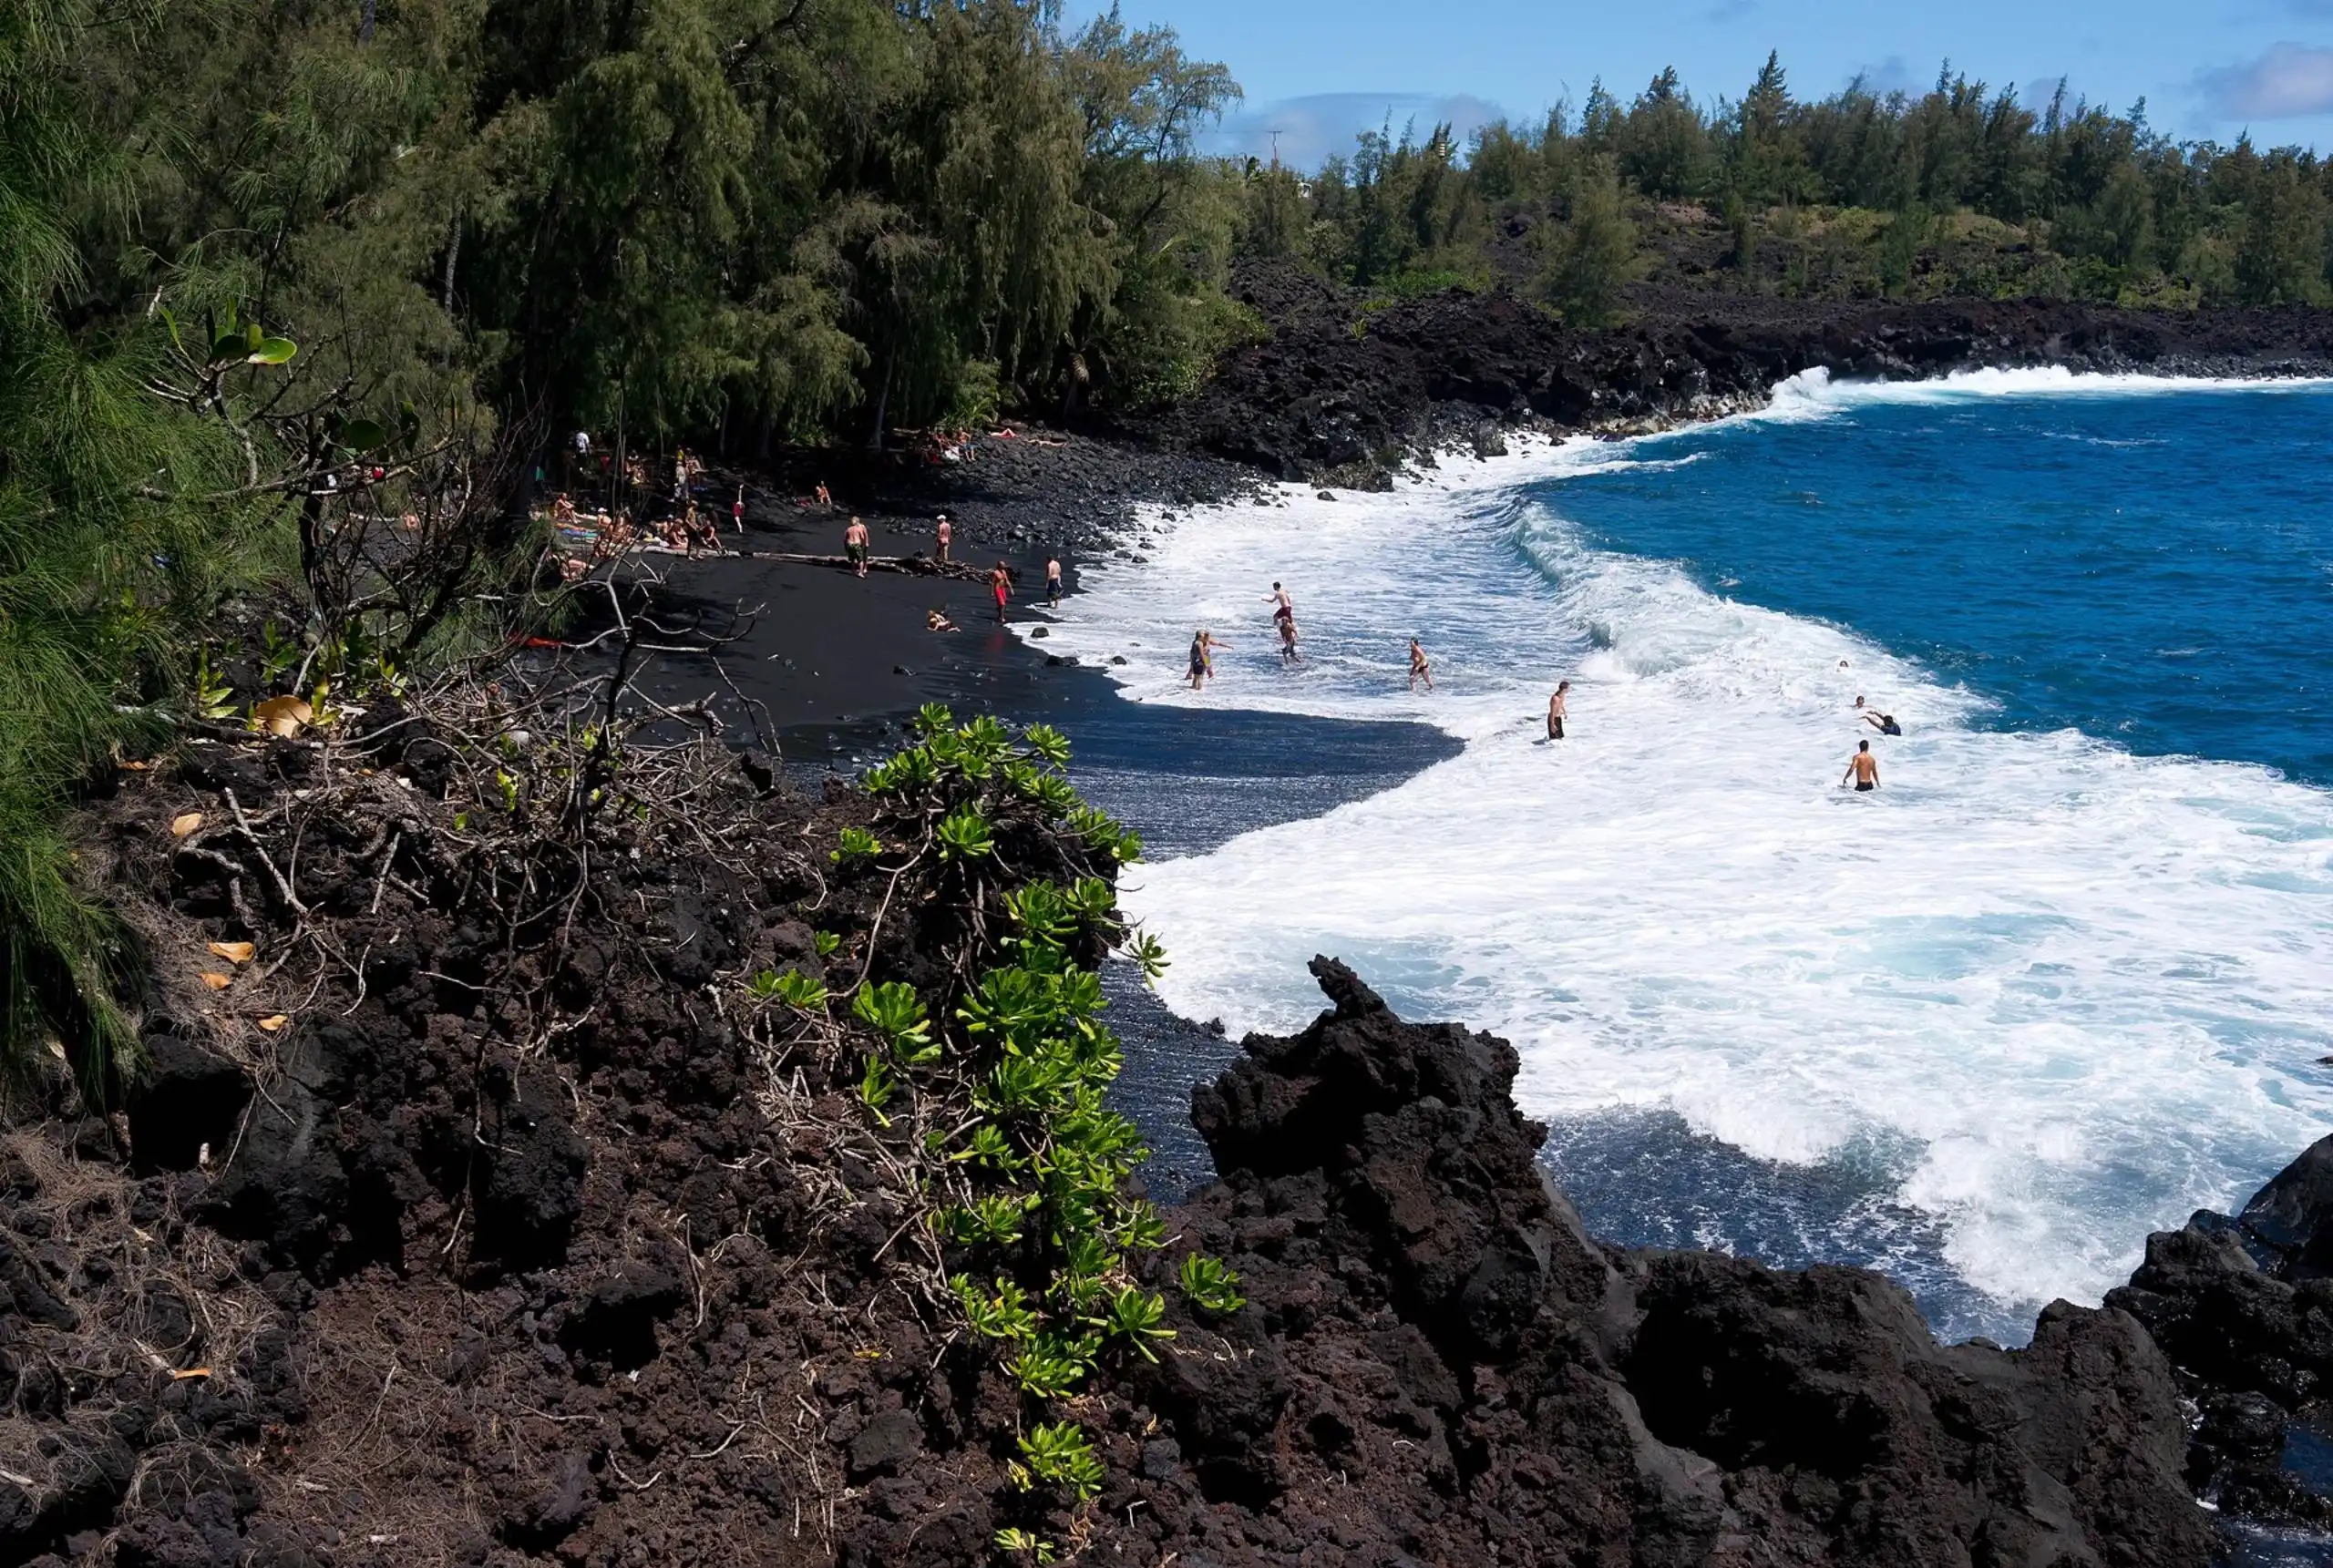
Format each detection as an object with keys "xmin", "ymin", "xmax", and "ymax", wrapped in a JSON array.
[{"xmin": 1036, "ymin": 404, "xmax": 2333, "ymax": 1326}]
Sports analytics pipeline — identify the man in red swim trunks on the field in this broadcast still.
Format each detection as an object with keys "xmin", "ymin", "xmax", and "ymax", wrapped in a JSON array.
[{"xmin": 990, "ymin": 562, "xmax": 1011, "ymax": 622}]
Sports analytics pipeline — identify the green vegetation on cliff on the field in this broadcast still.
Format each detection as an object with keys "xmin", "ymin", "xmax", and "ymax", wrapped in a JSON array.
[{"xmin": 1249, "ymin": 55, "xmax": 2333, "ymax": 312}]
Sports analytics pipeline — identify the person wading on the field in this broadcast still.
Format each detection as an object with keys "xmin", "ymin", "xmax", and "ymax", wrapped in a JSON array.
[
  {"xmin": 1843, "ymin": 740, "xmax": 1881, "ymax": 792},
  {"xmin": 1547, "ymin": 680, "xmax": 1569, "ymax": 740},
  {"xmin": 1045, "ymin": 556, "xmax": 1063, "ymax": 608},
  {"xmin": 1409, "ymin": 637, "xmax": 1433, "ymax": 692}
]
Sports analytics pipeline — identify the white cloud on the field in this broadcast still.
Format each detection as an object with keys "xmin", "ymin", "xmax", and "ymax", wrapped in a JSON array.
[
  {"xmin": 2202, "ymin": 40, "xmax": 2333, "ymax": 118},
  {"xmin": 1201, "ymin": 93, "xmax": 1506, "ymax": 169}
]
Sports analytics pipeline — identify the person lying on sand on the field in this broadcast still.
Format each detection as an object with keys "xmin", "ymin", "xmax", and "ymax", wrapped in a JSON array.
[
  {"xmin": 926, "ymin": 609, "xmax": 958, "ymax": 632},
  {"xmin": 1843, "ymin": 740, "xmax": 1880, "ymax": 792},
  {"xmin": 1409, "ymin": 637, "xmax": 1433, "ymax": 692},
  {"xmin": 1547, "ymin": 681, "xmax": 1569, "ymax": 739},
  {"xmin": 846, "ymin": 517, "xmax": 870, "ymax": 577},
  {"xmin": 1862, "ymin": 711, "xmax": 1903, "ymax": 736}
]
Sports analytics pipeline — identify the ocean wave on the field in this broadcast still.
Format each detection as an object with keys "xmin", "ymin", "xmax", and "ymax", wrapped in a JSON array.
[{"xmin": 1033, "ymin": 440, "xmax": 2333, "ymax": 1340}]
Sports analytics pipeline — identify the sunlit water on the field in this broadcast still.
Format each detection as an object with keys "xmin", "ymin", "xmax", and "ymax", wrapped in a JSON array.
[{"xmin": 1036, "ymin": 369, "xmax": 2333, "ymax": 1346}]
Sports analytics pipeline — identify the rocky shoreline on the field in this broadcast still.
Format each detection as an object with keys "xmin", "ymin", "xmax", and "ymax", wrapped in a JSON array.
[
  {"xmin": 5, "ymin": 682, "xmax": 2333, "ymax": 1567},
  {"xmin": 1137, "ymin": 261, "xmax": 2333, "ymax": 487},
  {"xmin": 13, "ymin": 288, "xmax": 2333, "ymax": 1568}
]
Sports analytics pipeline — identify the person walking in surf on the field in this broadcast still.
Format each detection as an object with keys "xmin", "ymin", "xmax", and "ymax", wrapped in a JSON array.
[
  {"xmin": 1547, "ymin": 681, "xmax": 1569, "ymax": 740},
  {"xmin": 1264, "ymin": 581, "xmax": 1298, "ymax": 661},
  {"xmin": 1842, "ymin": 740, "xmax": 1880, "ymax": 792},
  {"xmin": 844, "ymin": 517, "xmax": 870, "ymax": 577},
  {"xmin": 1408, "ymin": 637, "xmax": 1433, "ymax": 692},
  {"xmin": 1045, "ymin": 556, "xmax": 1063, "ymax": 608},
  {"xmin": 990, "ymin": 562, "xmax": 1011, "ymax": 622}
]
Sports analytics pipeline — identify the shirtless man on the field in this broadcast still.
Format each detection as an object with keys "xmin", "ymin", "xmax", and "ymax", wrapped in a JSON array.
[
  {"xmin": 1547, "ymin": 680, "xmax": 1569, "ymax": 740},
  {"xmin": 1264, "ymin": 581, "xmax": 1293, "ymax": 623},
  {"xmin": 845, "ymin": 517, "xmax": 869, "ymax": 577},
  {"xmin": 990, "ymin": 562, "xmax": 1011, "ymax": 622},
  {"xmin": 935, "ymin": 513, "xmax": 952, "ymax": 562},
  {"xmin": 1044, "ymin": 556, "xmax": 1063, "ymax": 607},
  {"xmin": 1843, "ymin": 740, "xmax": 1880, "ymax": 792},
  {"xmin": 1408, "ymin": 638, "xmax": 1433, "ymax": 692}
]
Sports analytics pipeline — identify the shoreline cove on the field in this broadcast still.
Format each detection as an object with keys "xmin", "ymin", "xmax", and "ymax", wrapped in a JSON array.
[{"xmin": 1030, "ymin": 367, "xmax": 2333, "ymax": 1348}]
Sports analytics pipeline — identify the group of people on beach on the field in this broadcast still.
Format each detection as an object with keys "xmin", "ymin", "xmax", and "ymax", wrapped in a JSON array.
[{"xmin": 828, "ymin": 509, "xmax": 1064, "ymax": 635}]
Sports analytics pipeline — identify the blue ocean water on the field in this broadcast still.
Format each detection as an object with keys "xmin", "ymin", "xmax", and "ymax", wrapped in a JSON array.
[
  {"xmin": 1043, "ymin": 368, "xmax": 2333, "ymax": 1348},
  {"xmin": 1548, "ymin": 375, "xmax": 2333, "ymax": 784}
]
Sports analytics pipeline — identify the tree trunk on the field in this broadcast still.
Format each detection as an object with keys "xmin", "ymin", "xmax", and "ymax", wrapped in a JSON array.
[
  {"xmin": 441, "ymin": 205, "xmax": 461, "ymax": 314},
  {"xmin": 866, "ymin": 343, "xmax": 895, "ymax": 452}
]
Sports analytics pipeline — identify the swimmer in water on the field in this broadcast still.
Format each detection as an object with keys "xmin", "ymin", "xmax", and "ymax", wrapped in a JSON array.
[
  {"xmin": 1862, "ymin": 711, "xmax": 1903, "ymax": 736},
  {"xmin": 1842, "ymin": 739, "xmax": 1880, "ymax": 792}
]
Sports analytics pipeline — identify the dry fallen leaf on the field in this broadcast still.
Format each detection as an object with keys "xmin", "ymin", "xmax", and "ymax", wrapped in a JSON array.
[
  {"xmin": 121, "ymin": 759, "xmax": 149, "ymax": 772},
  {"xmin": 170, "ymin": 1368, "xmax": 212, "ymax": 1381},
  {"xmin": 207, "ymin": 940, "xmax": 255, "ymax": 965},
  {"xmin": 256, "ymin": 1014, "xmax": 289, "ymax": 1032},
  {"xmin": 253, "ymin": 695, "xmax": 313, "ymax": 738},
  {"xmin": 199, "ymin": 971, "xmax": 232, "ymax": 990},
  {"xmin": 170, "ymin": 811, "xmax": 203, "ymax": 838}
]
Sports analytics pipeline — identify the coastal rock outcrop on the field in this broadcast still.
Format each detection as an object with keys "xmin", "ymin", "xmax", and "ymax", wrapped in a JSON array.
[
  {"xmin": 1130, "ymin": 958, "xmax": 2215, "ymax": 1566},
  {"xmin": 1141, "ymin": 259, "xmax": 2333, "ymax": 484},
  {"xmin": 2108, "ymin": 1134, "xmax": 2333, "ymax": 1522}
]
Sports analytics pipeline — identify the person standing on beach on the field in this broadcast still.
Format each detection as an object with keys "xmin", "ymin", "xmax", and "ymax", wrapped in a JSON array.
[
  {"xmin": 1409, "ymin": 637, "xmax": 1433, "ymax": 692},
  {"xmin": 732, "ymin": 484, "xmax": 745, "ymax": 534},
  {"xmin": 845, "ymin": 517, "xmax": 869, "ymax": 577},
  {"xmin": 1045, "ymin": 556, "xmax": 1063, "ymax": 607},
  {"xmin": 990, "ymin": 562, "xmax": 1011, "ymax": 622},
  {"xmin": 1188, "ymin": 630, "xmax": 1227, "ymax": 689},
  {"xmin": 1547, "ymin": 681, "xmax": 1569, "ymax": 740},
  {"xmin": 1843, "ymin": 741, "xmax": 1880, "ymax": 792},
  {"xmin": 935, "ymin": 513, "xmax": 952, "ymax": 562}
]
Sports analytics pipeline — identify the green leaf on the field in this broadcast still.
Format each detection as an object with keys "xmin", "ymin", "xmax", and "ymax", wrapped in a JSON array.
[
  {"xmin": 338, "ymin": 418, "xmax": 388, "ymax": 453},
  {"xmin": 246, "ymin": 336, "xmax": 298, "ymax": 365}
]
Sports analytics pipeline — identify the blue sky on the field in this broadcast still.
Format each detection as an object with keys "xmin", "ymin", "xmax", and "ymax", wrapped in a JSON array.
[{"xmin": 1067, "ymin": 0, "xmax": 2333, "ymax": 167}]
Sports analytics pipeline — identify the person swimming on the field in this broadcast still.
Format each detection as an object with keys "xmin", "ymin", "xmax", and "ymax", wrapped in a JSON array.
[{"xmin": 1862, "ymin": 711, "xmax": 1903, "ymax": 736}]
